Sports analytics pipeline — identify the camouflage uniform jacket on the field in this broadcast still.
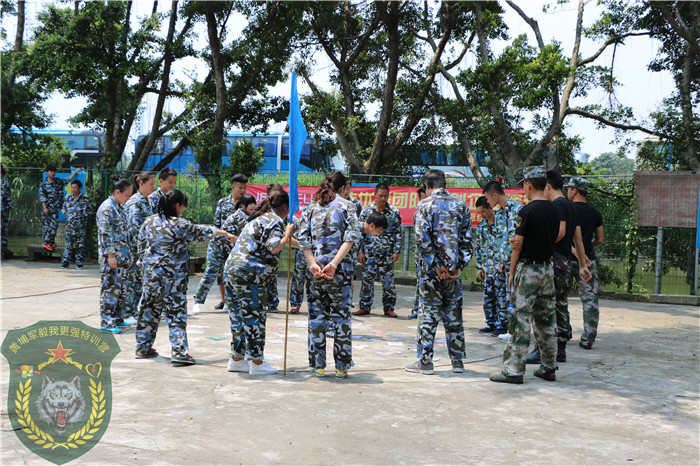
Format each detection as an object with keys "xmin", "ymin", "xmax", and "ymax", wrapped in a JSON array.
[
  {"xmin": 39, "ymin": 177, "xmax": 69, "ymax": 212},
  {"xmin": 147, "ymin": 189, "xmax": 166, "ymax": 215},
  {"xmin": 62, "ymin": 193, "xmax": 93, "ymax": 230},
  {"xmin": 349, "ymin": 196, "xmax": 362, "ymax": 217},
  {"xmin": 220, "ymin": 208, "xmax": 250, "ymax": 254},
  {"xmin": 474, "ymin": 218, "xmax": 502, "ymax": 276},
  {"xmin": 298, "ymin": 194, "xmax": 361, "ymax": 273},
  {"xmin": 125, "ymin": 191, "xmax": 154, "ymax": 256},
  {"xmin": 1, "ymin": 177, "xmax": 12, "ymax": 211},
  {"xmin": 138, "ymin": 214, "xmax": 217, "ymax": 274},
  {"xmin": 96, "ymin": 197, "xmax": 131, "ymax": 266},
  {"xmin": 358, "ymin": 201, "xmax": 402, "ymax": 256},
  {"xmin": 414, "ymin": 188, "xmax": 472, "ymax": 274},
  {"xmin": 224, "ymin": 211, "xmax": 285, "ymax": 286},
  {"xmin": 494, "ymin": 198, "xmax": 523, "ymax": 264},
  {"xmin": 213, "ymin": 195, "xmax": 238, "ymax": 247}
]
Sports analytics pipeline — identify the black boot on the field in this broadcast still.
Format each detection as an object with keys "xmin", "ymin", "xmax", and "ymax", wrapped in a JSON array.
[
  {"xmin": 556, "ymin": 341, "xmax": 567, "ymax": 363},
  {"xmin": 526, "ymin": 344, "xmax": 541, "ymax": 364}
]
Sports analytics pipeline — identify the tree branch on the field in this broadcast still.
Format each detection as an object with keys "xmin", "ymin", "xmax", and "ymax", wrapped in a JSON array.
[
  {"xmin": 655, "ymin": 2, "xmax": 700, "ymax": 58},
  {"xmin": 567, "ymin": 107, "xmax": 658, "ymax": 135}
]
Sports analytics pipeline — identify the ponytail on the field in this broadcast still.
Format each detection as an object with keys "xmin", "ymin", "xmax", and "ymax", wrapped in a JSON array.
[
  {"xmin": 111, "ymin": 177, "xmax": 132, "ymax": 194},
  {"xmin": 248, "ymin": 190, "xmax": 289, "ymax": 222},
  {"xmin": 132, "ymin": 171, "xmax": 154, "ymax": 190},
  {"xmin": 158, "ymin": 189, "xmax": 188, "ymax": 218},
  {"xmin": 313, "ymin": 171, "xmax": 346, "ymax": 206}
]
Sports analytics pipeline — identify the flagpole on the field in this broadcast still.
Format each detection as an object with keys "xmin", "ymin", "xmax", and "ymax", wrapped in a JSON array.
[{"xmin": 283, "ymin": 245, "xmax": 292, "ymax": 377}]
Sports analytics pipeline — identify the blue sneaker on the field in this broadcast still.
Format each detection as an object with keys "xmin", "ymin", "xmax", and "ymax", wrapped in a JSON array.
[
  {"xmin": 117, "ymin": 321, "xmax": 132, "ymax": 328},
  {"xmin": 407, "ymin": 312, "xmax": 418, "ymax": 319},
  {"xmin": 491, "ymin": 328, "xmax": 506, "ymax": 337},
  {"xmin": 100, "ymin": 327, "xmax": 121, "ymax": 334}
]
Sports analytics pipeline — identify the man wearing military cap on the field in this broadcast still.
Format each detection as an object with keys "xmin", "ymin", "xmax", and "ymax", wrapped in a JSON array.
[
  {"xmin": 490, "ymin": 165, "xmax": 560, "ymax": 384},
  {"xmin": 566, "ymin": 176, "xmax": 603, "ymax": 350}
]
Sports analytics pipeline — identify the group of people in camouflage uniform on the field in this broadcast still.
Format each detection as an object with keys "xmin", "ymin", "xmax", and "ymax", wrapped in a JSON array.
[{"xmin": 1, "ymin": 163, "xmax": 603, "ymax": 381}]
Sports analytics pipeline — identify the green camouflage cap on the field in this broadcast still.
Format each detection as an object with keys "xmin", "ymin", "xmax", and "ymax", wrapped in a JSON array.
[
  {"xmin": 518, "ymin": 165, "xmax": 546, "ymax": 184},
  {"xmin": 564, "ymin": 176, "xmax": 591, "ymax": 190}
]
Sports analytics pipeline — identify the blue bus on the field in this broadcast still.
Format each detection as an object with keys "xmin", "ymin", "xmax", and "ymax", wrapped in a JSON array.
[
  {"xmin": 9, "ymin": 128, "xmax": 105, "ymax": 168},
  {"xmin": 136, "ymin": 132, "xmax": 329, "ymax": 173}
]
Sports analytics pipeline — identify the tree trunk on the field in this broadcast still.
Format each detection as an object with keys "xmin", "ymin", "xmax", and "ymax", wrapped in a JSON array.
[
  {"xmin": 1, "ymin": 0, "xmax": 24, "ymax": 124},
  {"xmin": 679, "ymin": 43, "xmax": 700, "ymax": 171}
]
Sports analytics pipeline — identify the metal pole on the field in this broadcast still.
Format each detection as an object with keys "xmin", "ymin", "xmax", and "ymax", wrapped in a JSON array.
[
  {"xmin": 402, "ymin": 227, "xmax": 410, "ymax": 272},
  {"xmin": 654, "ymin": 226, "xmax": 663, "ymax": 294},
  {"xmin": 695, "ymin": 188, "xmax": 700, "ymax": 295},
  {"xmin": 694, "ymin": 246, "xmax": 698, "ymax": 296}
]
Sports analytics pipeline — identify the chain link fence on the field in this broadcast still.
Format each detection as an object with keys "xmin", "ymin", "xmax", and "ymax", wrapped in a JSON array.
[{"xmin": 2, "ymin": 167, "xmax": 697, "ymax": 296}]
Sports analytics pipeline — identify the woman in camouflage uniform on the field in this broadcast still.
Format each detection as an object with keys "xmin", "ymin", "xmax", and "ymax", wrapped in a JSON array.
[
  {"xmin": 224, "ymin": 191, "xmax": 295, "ymax": 376},
  {"xmin": 96, "ymin": 178, "xmax": 133, "ymax": 333},
  {"xmin": 123, "ymin": 171, "xmax": 156, "ymax": 325},
  {"xmin": 136, "ymin": 190, "xmax": 235, "ymax": 366},
  {"xmin": 297, "ymin": 172, "xmax": 360, "ymax": 379}
]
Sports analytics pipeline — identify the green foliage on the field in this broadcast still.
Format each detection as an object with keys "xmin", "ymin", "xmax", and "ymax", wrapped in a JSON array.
[
  {"xmin": 1, "ymin": 133, "xmax": 65, "ymax": 168},
  {"xmin": 588, "ymin": 151, "xmax": 635, "ymax": 176},
  {"xmin": 226, "ymin": 140, "xmax": 264, "ymax": 179}
]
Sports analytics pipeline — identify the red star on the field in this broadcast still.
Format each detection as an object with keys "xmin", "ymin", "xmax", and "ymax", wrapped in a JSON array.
[{"xmin": 46, "ymin": 341, "xmax": 72, "ymax": 364}]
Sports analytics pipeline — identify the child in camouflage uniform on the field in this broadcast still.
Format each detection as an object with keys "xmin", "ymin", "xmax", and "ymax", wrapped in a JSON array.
[
  {"xmin": 354, "ymin": 183, "xmax": 402, "ymax": 318},
  {"xmin": 408, "ymin": 187, "xmax": 427, "ymax": 319},
  {"xmin": 224, "ymin": 191, "xmax": 295, "ymax": 376},
  {"xmin": 147, "ymin": 167, "xmax": 177, "ymax": 218},
  {"xmin": 135, "ymin": 190, "xmax": 235, "ymax": 365},
  {"xmin": 298, "ymin": 172, "xmax": 361, "ymax": 379},
  {"xmin": 192, "ymin": 173, "xmax": 248, "ymax": 313},
  {"xmin": 61, "ymin": 180, "xmax": 93, "ymax": 270},
  {"xmin": 474, "ymin": 195, "xmax": 505, "ymax": 333},
  {"xmin": 123, "ymin": 172, "xmax": 156, "ymax": 324},
  {"xmin": 406, "ymin": 169, "xmax": 472, "ymax": 376},
  {"xmin": 96, "ymin": 178, "xmax": 133, "ymax": 333},
  {"xmin": 38, "ymin": 165, "xmax": 82, "ymax": 251}
]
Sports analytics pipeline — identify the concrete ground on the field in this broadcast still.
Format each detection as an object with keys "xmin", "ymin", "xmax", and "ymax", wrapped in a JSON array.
[{"xmin": 1, "ymin": 260, "xmax": 699, "ymax": 465}]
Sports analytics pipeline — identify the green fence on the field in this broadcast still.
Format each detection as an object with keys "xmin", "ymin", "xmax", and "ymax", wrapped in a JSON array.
[{"xmin": 2, "ymin": 168, "xmax": 697, "ymax": 296}]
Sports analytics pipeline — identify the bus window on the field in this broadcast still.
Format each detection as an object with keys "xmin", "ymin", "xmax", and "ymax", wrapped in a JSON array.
[
  {"xmin": 252, "ymin": 137, "xmax": 277, "ymax": 157},
  {"xmin": 86, "ymin": 136, "xmax": 99, "ymax": 150},
  {"xmin": 281, "ymin": 140, "xmax": 289, "ymax": 160}
]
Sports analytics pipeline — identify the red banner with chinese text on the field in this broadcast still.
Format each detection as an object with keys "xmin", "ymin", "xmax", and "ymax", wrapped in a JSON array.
[{"xmin": 247, "ymin": 185, "xmax": 526, "ymax": 226}]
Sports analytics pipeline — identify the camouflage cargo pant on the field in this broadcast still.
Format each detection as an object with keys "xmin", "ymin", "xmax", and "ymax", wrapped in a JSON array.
[
  {"xmin": 1, "ymin": 209, "xmax": 9, "ymax": 251},
  {"xmin": 553, "ymin": 252, "xmax": 572, "ymax": 342},
  {"xmin": 483, "ymin": 272, "xmax": 508, "ymax": 329},
  {"xmin": 416, "ymin": 270, "xmax": 466, "ymax": 363},
  {"xmin": 502, "ymin": 262, "xmax": 557, "ymax": 376},
  {"xmin": 61, "ymin": 224, "xmax": 87, "ymax": 268},
  {"xmin": 123, "ymin": 259, "xmax": 143, "ymax": 319},
  {"xmin": 99, "ymin": 261, "xmax": 129, "ymax": 329},
  {"xmin": 289, "ymin": 249, "xmax": 308, "ymax": 308},
  {"xmin": 571, "ymin": 259, "xmax": 600, "ymax": 345},
  {"xmin": 412, "ymin": 267, "xmax": 421, "ymax": 315},
  {"xmin": 266, "ymin": 279, "xmax": 279, "ymax": 311},
  {"xmin": 136, "ymin": 268, "xmax": 190, "ymax": 358},
  {"xmin": 306, "ymin": 269, "xmax": 353, "ymax": 371},
  {"xmin": 359, "ymin": 253, "xmax": 396, "ymax": 312},
  {"xmin": 41, "ymin": 211, "xmax": 59, "ymax": 244},
  {"xmin": 495, "ymin": 265, "xmax": 511, "ymax": 329},
  {"xmin": 226, "ymin": 280, "xmax": 267, "ymax": 360},
  {"xmin": 193, "ymin": 243, "xmax": 228, "ymax": 304}
]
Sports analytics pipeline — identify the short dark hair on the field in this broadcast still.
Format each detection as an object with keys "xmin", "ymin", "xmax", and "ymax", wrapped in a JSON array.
[
  {"xmin": 375, "ymin": 183, "xmax": 390, "ymax": 193},
  {"xmin": 235, "ymin": 193, "xmax": 256, "ymax": 210},
  {"xmin": 45, "ymin": 164, "xmax": 57, "ymax": 172},
  {"xmin": 159, "ymin": 167, "xmax": 177, "ymax": 181},
  {"xmin": 575, "ymin": 187, "xmax": 588, "ymax": 197},
  {"xmin": 71, "ymin": 179, "xmax": 83, "ymax": 189},
  {"xmin": 365, "ymin": 212, "xmax": 388, "ymax": 229},
  {"xmin": 231, "ymin": 173, "xmax": 248, "ymax": 185},
  {"xmin": 475, "ymin": 196, "xmax": 491, "ymax": 209},
  {"xmin": 417, "ymin": 187, "xmax": 426, "ymax": 198},
  {"xmin": 527, "ymin": 178, "xmax": 547, "ymax": 191},
  {"xmin": 483, "ymin": 180, "xmax": 504, "ymax": 195},
  {"xmin": 546, "ymin": 170, "xmax": 564, "ymax": 190},
  {"xmin": 422, "ymin": 169, "xmax": 446, "ymax": 189}
]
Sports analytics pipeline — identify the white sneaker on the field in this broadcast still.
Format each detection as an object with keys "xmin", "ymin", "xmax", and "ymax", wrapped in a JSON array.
[
  {"xmin": 223, "ymin": 304, "xmax": 230, "ymax": 313},
  {"xmin": 498, "ymin": 332, "xmax": 511, "ymax": 341},
  {"xmin": 123, "ymin": 316, "xmax": 138, "ymax": 326},
  {"xmin": 190, "ymin": 303, "xmax": 201, "ymax": 315},
  {"xmin": 249, "ymin": 360, "xmax": 277, "ymax": 375},
  {"xmin": 226, "ymin": 358, "xmax": 250, "ymax": 372}
]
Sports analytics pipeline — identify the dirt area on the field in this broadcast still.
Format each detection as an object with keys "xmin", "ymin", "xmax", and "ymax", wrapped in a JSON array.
[{"xmin": 1, "ymin": 260, "xmax": 698, "ymax": 464}]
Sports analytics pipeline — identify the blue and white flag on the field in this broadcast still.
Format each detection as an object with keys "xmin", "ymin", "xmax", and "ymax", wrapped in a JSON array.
[{"xmin": 287, "ymin": 71, "xmax": 308, "ymax": 221}]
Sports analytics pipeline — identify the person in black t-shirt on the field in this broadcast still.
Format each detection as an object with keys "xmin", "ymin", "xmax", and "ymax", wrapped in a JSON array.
[
  {"xmin": 490, "ymin": 166, "xmax": 560, "ymax": 384},
  {"xmin": 527, "ymin": 170, "xmax": 592, "ymax": 365},
  {"xmin": 566, "ymin": 176, "xmax": 604, "ymax": 350}
]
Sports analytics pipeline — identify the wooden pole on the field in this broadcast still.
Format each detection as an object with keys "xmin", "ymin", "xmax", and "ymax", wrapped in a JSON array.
[{"xmin": 283, "ymin": 245, "xmax": 293, "ymax": 376}]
